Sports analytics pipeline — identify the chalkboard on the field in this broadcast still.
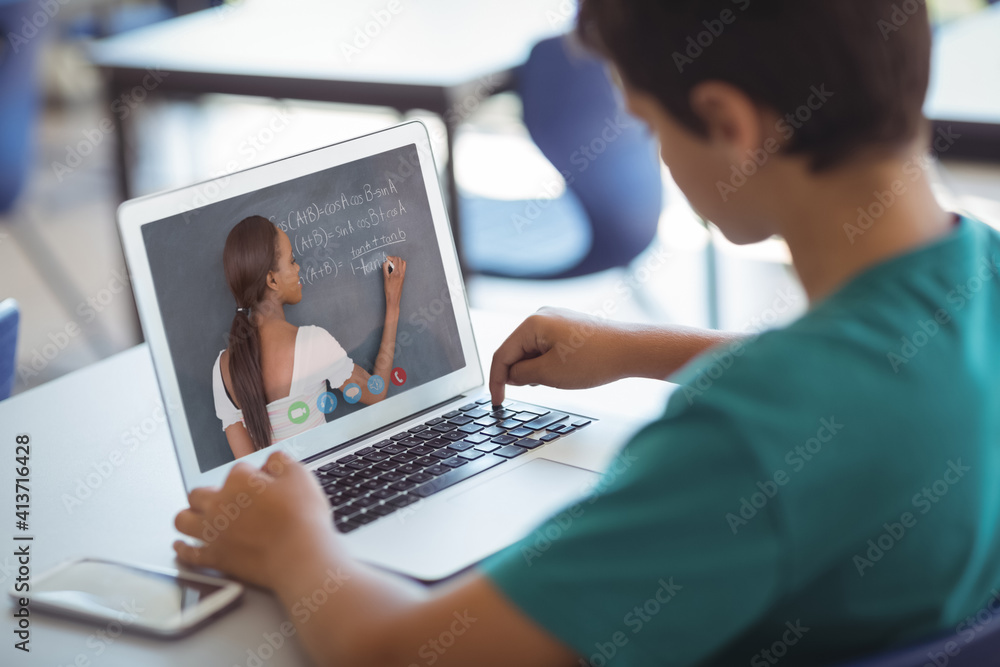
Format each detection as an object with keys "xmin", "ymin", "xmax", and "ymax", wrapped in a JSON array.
[{"xmin": 141, "ymin": 144, "xmax": 466, "ymax": 472}]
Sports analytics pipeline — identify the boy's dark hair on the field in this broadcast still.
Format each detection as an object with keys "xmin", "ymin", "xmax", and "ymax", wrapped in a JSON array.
[{"xmin": 575, "ymin": 0, "xmax": 933, "ymax": 171}]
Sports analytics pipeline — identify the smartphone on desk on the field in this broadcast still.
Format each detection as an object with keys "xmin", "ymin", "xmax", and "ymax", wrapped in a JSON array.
[{"xmin": 8, "ymin": 557, "xmax": 244, "ymax": 638}]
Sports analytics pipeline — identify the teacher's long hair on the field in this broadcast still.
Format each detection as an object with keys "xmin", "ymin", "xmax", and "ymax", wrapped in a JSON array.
[{"xmin": 223, "ymin": 215, "xmax": 278, "ymax": 451}]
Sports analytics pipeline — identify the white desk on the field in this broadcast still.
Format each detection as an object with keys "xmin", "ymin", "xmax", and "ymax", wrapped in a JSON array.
[
  {"xmin": 0, "ymin": 309, "xmax": 672, "ymax": 666},
  {"xmin": 925, "ymin": 4, "xmax": 1000, "ymax": 159},
  {"xmin": 88, "ymin": 0, "xmax": 578, "ymax": 272}
]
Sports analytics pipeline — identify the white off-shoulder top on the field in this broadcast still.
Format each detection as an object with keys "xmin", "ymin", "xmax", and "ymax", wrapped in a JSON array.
[{"xmin": 212, "ymin": 325, "xmax": 354, "ymax": 444}]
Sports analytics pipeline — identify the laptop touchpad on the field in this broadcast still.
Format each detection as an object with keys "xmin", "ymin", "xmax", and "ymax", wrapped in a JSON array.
[{"xmin": 447, "ymin": 458, "xmax": 599, "ymax": 521}]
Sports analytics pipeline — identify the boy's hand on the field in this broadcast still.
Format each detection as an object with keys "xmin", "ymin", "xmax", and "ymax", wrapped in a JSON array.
[
  {"xmin": 489, "ymin": 307, "xmax": 631, "ymax": 405},
  {"xmin": 490, "ymin": 309, "xmax": 747, "ymax": 405},
  {"xmin": 173, "ymin": 451, "xmax": 334, "ymax": 590},
  {"xmin": 383, "ymin": 255, "xmax": 407, "ymax": 308}
]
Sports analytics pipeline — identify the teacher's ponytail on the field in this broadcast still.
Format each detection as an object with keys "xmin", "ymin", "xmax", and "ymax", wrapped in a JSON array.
[{"xmin": 223, "ymin": 216, "xmax": 278, "ymax": 451}]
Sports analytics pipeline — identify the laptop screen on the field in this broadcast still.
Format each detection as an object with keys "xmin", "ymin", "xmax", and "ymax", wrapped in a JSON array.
[{"xmin": 140, "ymin": 143, "xmax": 467, "ymax": 473}]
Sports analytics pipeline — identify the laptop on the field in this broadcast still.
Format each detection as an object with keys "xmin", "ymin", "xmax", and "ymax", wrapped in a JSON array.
[{"xmin": 117, "ymin": 120, "xmax": 638, "ymax": 581}]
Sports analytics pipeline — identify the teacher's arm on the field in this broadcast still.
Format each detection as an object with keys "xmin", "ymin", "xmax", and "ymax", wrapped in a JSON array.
[
  {"xmin": 225, "ymin": 422, "xmax": 257, "ymax": 459},
  {"xmin": 339, "ymin": 255, "xmax": 407, "ymax": 405}
]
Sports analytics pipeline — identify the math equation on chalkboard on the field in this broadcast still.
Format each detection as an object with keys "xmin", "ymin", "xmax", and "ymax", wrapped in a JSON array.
[{"xmin": 281, "ymin": 177, "xmax": 410, "ymax": 287}]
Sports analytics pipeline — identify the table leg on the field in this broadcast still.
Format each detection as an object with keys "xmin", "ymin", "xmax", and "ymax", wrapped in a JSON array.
[
  {"xmin": 109, "ymin": 85, "xmax": 132, "ymax": 203},
  {"xmin": 703, "ymin": 219, "xmax": 720, "ymax": 330},
  {"xmin": 443, "ymin": 118, "xmax": 468, "ymax": 280},
  {"xmin": 107, "ymin": 83, "xmax": 144, "ymax": 342}
]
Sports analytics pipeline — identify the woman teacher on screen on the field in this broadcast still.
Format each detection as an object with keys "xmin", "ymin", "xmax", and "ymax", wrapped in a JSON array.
[{"xmin": 211, "ymin": 215, "xmax": 407, "ymax": 459}]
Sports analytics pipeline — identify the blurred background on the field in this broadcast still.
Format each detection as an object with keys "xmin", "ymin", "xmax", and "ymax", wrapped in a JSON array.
[{"xmin": 1, "ymin": 0, "xmax": 998, "ymax": 398}]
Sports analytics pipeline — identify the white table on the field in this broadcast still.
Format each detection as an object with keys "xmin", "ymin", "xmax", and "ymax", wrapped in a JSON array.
[
  {"xmin": 88, "ymin": 0, "xmax": 579, "ymax": 273},
  {"xmin": 0, "ymin": 309, "xmax": 672, "ymax": 666},
  {"xmin": 925, "ymin": 4, "xmax": 1000, "ymax": 160}
]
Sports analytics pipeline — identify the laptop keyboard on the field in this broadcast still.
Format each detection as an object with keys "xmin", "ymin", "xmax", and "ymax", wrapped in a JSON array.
[{"xmin": 311, "ymin": 396, "xmax": 593, "ymax": 533}]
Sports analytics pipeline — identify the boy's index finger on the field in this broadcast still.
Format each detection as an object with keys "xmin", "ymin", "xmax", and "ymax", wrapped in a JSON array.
[
  {"xmin": 489, "ymin": 334, "xmax": 530, "ymax": 406},
  {"xmin": 488, "ymin": 344, "xmax": 513, "ymax": 407},
  {"xmin": 489, "ymin": 322, "xmax": 541, "ymax": 405}
]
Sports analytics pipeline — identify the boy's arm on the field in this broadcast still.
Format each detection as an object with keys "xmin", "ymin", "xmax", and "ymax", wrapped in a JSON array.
[
  {"xmin": 173, "ymin": 452, "xmax": 579, "ymax": 667},
  {"xmin": 489, "ymin": 307, "xmax": 748, "ymax": 404},
  {"xmin": 273, "ymin": 541, "xmax": 579, "ymax": 667}
]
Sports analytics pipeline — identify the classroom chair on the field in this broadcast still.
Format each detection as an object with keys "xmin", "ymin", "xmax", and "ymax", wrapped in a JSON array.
[
  {"xmin": 0, "ymin": 298, "xmax": 20, "ymax": 400},
  {"xmin": 834, "ymin": 609, "xmax": 1000, "ymax": 667},
  {"xmin": 0, "ymin": 0, "xmax": 43, "ymax": 213},
  {"xmin": 460, "ymin": 34, "xmax": 663, "ymax": 279}
]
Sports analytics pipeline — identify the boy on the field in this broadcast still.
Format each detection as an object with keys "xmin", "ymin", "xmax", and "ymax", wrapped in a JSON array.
[{"xmin": 173, "ymin": 1, "xmax": 1000, "ymax": 664}]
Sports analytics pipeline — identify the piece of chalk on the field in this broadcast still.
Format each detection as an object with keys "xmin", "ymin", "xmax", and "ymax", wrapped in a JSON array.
[{"xmin": 388, "ymin": 261, "xmax": 394, "ymax": 273}]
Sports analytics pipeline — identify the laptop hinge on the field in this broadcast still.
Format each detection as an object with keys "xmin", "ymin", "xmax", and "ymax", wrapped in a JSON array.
[{"xmin": 302, "ymin": 395, "xmax": 470, "ymax": 465}]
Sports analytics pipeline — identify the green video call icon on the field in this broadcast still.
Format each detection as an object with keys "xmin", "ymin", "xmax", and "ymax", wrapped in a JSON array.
[{"xmin": 288, "ymin": 401, "xmax": 310, "ymax": 424}]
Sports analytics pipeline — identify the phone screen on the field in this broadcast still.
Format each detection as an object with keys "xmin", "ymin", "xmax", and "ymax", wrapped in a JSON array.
[{"xmin": 31, "ymin": 560, "xmax": 224, "ymax": 626}]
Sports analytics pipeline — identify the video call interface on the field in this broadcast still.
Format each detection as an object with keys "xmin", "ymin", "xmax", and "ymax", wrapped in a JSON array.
[{"xmin": 140, "ymin": 144, "xmax": 467, "ymax": 472}]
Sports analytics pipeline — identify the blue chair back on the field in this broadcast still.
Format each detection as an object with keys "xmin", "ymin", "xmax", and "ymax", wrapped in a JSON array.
[
  {"xmin": 0, "ymin": 298, "xmax": 20, "ymax": 400},
  {"xmin": 515, "ymin": 35, "xmax": 663, "ymax": 278},
  {"xmin": 835, "ymin": 609, "xmax": 1000, "ymax": 667},
  {"xmin": 0, "ymin": 1, "xmax": 44, "ymax": 213}
]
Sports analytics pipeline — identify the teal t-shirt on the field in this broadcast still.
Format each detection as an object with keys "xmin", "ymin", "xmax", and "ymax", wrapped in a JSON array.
[{"xmin": 480, "ymin": 215, "xmax": 1000, "ymax": 665}]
